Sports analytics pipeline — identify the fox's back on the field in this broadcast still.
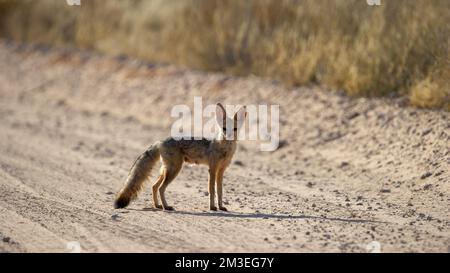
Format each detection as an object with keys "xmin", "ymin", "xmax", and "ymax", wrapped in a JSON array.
[{"xmin": 161, "ymin": 137, "xmax": 212, "ymax": 165}]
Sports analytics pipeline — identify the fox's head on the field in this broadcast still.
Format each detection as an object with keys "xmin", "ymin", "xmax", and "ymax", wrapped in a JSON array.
[{"xmin": 215, "ymin": 103, "xmax": 247, "ymax": 141}]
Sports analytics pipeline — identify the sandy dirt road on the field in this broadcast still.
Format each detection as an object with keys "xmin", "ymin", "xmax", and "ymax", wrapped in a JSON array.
[{"xmin": 0, "ymin": 41, "xmax": 449, "ymax": 252}]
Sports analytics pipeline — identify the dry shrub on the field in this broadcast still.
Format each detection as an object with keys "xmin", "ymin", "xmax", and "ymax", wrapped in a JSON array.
[{"xmin": 0, "ymin": 0, "xmax": 448, "ymax": 109}]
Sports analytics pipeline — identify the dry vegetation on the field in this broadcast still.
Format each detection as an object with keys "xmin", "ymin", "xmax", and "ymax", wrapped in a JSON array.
[{"xmin": 0, "ymin": 0, "xmax": 448, "ymax": 109}]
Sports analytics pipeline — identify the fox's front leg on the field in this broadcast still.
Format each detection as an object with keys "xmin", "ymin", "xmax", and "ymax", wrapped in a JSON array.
[
  {"xmin": 216, "ymin": 167, "xmax": 227, "ymax": 211},
  {"xmin": 208, "ymin": 168, "xmax": 217, "ymax": 211}
]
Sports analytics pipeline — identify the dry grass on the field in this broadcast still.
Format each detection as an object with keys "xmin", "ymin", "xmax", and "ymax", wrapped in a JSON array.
[{"xmin": 1, "ymin": 0, "xmax": 448, "ymax": 109}]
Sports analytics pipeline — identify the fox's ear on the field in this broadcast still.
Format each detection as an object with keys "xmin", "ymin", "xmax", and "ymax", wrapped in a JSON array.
[
  {"xmin": 216, "ymin": 103, "xmax": 226, "ymax": 126},
  {"xmin": 234, "ymin": 106, "xmax": 247, "ymax": 125}
]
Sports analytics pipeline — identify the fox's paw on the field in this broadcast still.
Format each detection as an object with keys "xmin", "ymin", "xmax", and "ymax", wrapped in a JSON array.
[
  {"xmin": 219, "ymin": 206, "xmax": 228, "ymax": 212},
  {"xmin": 154, "ymin": 204, "xmax": 163, "ymax": 209},
  {"xmin": 210, "ymin": 206, "xmax": 218, "ymax": 211},
  {"xmin": 163, "ymin": 206, "xmax": 175, "ymax": 211}
]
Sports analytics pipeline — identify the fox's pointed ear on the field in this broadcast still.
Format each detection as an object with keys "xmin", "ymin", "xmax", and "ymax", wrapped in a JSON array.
[
  {"xmin": 234, "ymin": 105, "xmax": 247, "ymax": 124},
  {"xmin": 216, "ymin": 103, "xmax": 226, "ymax": 126}
]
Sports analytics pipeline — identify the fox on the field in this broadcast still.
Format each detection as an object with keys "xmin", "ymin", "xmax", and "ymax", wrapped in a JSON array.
[{"xmin": 114, "ymin": 103, "xmax": 247, "ymax": 211}]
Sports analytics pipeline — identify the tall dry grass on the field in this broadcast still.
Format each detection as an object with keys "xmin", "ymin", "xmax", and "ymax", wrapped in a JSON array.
[{"xmin": 0, "ymin": 0, "xmax": 448, "ymax": 109}]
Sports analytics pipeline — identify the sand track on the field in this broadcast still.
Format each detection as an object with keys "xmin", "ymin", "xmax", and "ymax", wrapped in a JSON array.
[{"xmin": 0, "ymin": 41, "xmax": 448, "ymax": 252}]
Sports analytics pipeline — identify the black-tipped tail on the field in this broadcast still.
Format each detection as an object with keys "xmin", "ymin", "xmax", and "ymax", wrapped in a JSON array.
[
  {"xmin": 114, "ymin": 196, "xmax": 130, "ymax": 209},
  {"xmin": 113, "ymin": 143, "xmax": 161, "ymax": 209}
]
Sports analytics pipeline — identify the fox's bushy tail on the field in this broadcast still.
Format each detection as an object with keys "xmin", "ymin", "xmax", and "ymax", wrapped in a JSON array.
[{"xmin": 114, "ymin": 144, "xmax": 160, "ymax": 209}]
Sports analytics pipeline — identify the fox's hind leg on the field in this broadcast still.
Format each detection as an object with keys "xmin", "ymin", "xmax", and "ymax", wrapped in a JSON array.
[
  {"xmin": 152, "ymin": 173, "xmax": 165, "ymax": 209},
  {"xmin": 158, "ymin": 159, "xmax": 182, "ymax": 211}
]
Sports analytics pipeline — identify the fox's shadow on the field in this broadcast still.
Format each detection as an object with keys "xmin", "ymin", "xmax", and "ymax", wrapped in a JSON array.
[{"xmin": 132, "ymin": 207, "xmax": 384, "ymax": 224}]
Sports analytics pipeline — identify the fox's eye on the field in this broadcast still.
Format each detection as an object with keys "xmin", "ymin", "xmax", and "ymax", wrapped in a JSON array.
[{"xmin": 223, "ymin": 127, "xmax": 237, "ymax": 132}]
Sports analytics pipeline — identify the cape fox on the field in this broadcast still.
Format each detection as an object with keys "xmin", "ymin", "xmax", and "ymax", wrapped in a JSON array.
[{"xmin": 114, "ymin": 103, "xmax": 247, "ymax": 211}]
